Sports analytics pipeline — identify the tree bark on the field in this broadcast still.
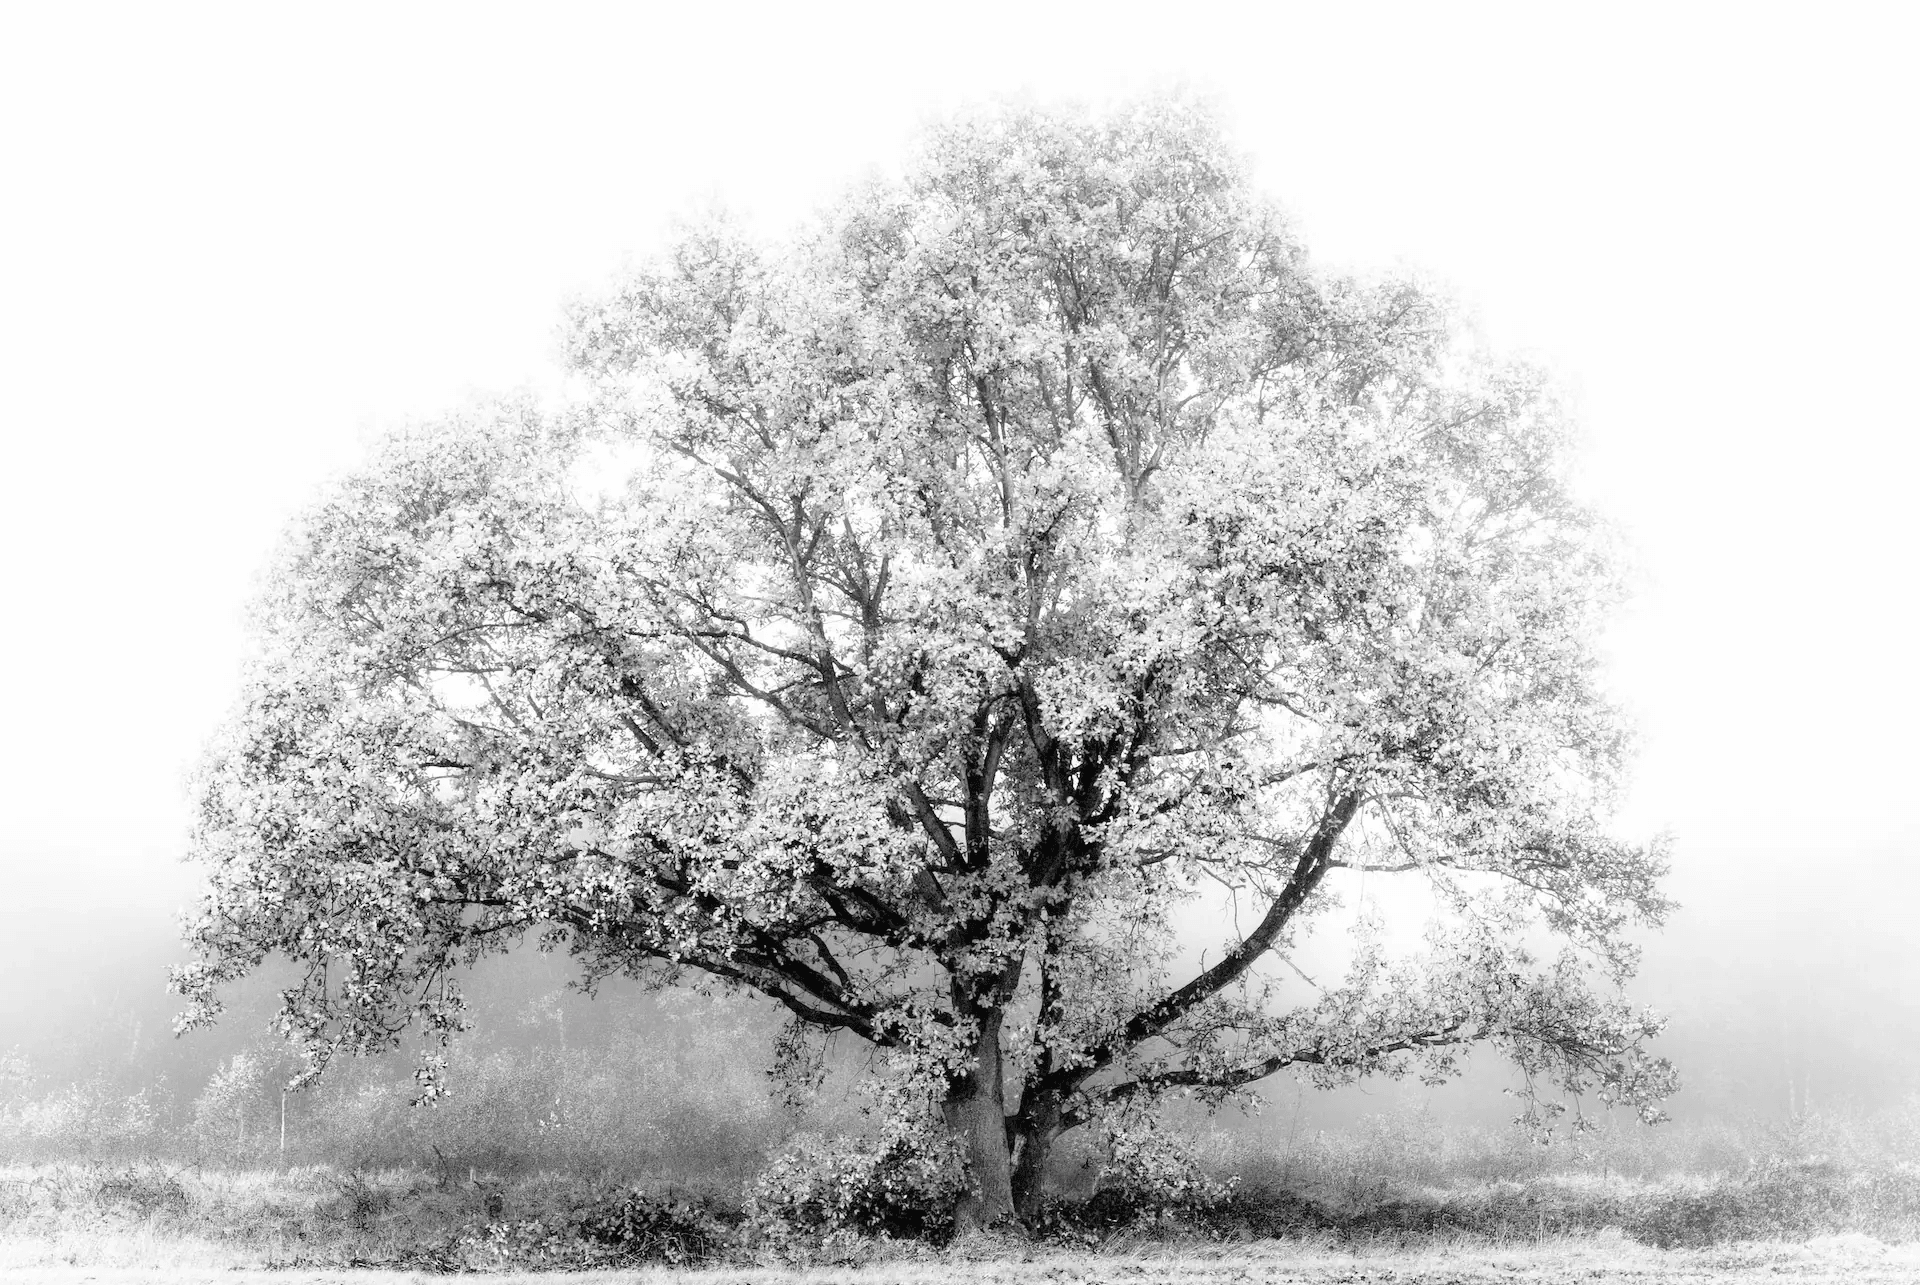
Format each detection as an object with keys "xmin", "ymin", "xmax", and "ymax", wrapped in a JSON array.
[
  {"xmin": 1009, "ymin": 1088, "xmax": 1063, "ymax": 1220},
  {"xmin": 943, "ymin": 1008, "xmax": 1018, "ymax": 1230}
]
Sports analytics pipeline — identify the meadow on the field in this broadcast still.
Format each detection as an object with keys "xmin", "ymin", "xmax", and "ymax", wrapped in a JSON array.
[
  {"xmin": 5, "ymin": 1222, "xmax": 1920, "ymax": 1285},
  {"xmin": 6, "ymin": 1108, "xmax": 1920, "ymax": 1279}
]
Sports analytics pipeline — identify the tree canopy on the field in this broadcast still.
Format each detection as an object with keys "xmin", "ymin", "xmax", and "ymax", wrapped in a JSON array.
[{"xmin": 178, "ymin": 98, "xmax": 1675, "ymax": 1227}]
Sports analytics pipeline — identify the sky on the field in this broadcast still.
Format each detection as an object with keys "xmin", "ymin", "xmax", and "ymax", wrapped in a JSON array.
[{"xmin": 1, "ymin": 2, "xmax": 1915, "ymax": 1069}]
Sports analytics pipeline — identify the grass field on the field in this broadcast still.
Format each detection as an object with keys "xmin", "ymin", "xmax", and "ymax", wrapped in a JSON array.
[
  {"xmin": 5, "ymin": 1162, "xmax": 1920, "ymax": 1283},
  {"xmin": 4, "ymin": 1235, "xmax": 1920, "ymax": 1283}
]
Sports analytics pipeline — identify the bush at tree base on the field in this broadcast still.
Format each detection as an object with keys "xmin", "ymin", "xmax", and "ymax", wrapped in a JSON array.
[
  {"xmin": 570, "ymin": 1187, "xmax": 730, "ymax": 1263},
  {"xmin": 745, "ymin": 1128, "xmax": 970, "ymax": 1244},
  {"xmin": 1096, "ymin": 1111, "xmax": 1233, "ymax": 1216}
]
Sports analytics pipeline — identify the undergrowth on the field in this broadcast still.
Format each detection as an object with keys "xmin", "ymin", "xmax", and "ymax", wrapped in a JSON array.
[
  {"xmin": 5, "ymin": 1101, "xmax": 1920, "ymax": 1268},
  {"xmin": 4, "ymin": 1151, "xmax": 1920, "ymax": 1272},
  {"xmin": 1200, "ymin": 1159, "xmax": 1920, "ymax": 1248}
]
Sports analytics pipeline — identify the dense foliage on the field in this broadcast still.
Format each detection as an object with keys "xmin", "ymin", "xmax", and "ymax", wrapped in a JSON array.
[{"xmin": 177, "ymin": 98, "xmax": 1674, "ymax": 1224}]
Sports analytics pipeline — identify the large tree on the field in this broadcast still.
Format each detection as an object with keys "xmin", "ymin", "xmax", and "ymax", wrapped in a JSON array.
[{"xmin": 178, "ymin": 99, "xmax": 1674, "ymax": 1227}]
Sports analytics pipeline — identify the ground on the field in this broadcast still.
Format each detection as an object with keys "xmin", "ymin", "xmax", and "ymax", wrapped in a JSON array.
[
  {"xmin": 4, "ymin": 1236, "xmax": 1920, "ymax": 1284},
  {"xmin": 7, "ymin": 1160, "xmax": 1920, "ymax": 1283}
]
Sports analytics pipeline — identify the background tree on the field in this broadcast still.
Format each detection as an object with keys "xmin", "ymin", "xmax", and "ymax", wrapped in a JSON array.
[{"xmin": 177, "ymin": 98, "xmax": 1675, "ymax": 1228}]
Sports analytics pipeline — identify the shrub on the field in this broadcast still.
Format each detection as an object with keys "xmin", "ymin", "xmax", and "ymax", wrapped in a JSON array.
[
  {"xmin": 328, "ymin": 1169, "xmax": 393, "ymax": 1230},
  {"xmin": 745, "ymin": 1128, "xmax": 968, "ymax": 1245},
  {"xmin": 571, "ymin": 1188, "xmax": 729, "ymax": 1263},
  {"xmin": 93, "ymin": 1165, "xmax": 192, "ymax": 1220},
  {"xmin": 459, "ymin": 1218, "xmax": 597, "ymax": 1271},
  {"xmin": 1095, "ymin": 1113, "xmax": 1232, "ymax": 1219}
]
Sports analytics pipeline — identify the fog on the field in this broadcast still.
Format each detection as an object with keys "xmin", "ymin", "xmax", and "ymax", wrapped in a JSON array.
[
  {"xmin": 4, "ymin": 839, "xmax": 1913, "ymax": 1162},
  {"xmin": 2, "ymin": 3, "xmax": 1916, "ymax": 1170}
]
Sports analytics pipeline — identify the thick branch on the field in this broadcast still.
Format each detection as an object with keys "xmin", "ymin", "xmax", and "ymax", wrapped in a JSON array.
[
  {"xmin": 1060, "ymin": 788, "xmax": 1362, "ymax": 1091},
  {"xmin": 1072, "ymin": 1020, "xmax": 1470, "ymax": 1124}
]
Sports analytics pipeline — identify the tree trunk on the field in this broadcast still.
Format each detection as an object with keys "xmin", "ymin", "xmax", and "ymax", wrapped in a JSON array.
[
  {"xmin": 943, "ymin": 1008, "xmax": 1017, "ymax": 1230},
  {"xmin": 1009, "ymin": 1089, "xmax": 1063, "ymax": 1221}
]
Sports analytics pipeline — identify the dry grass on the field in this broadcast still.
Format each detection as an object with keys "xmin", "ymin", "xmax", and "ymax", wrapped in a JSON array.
[
  {"xmin": 0, "ymin": 1162, "xmax": 560, "ymax": 1274},
  {"xmin": 7, "ymin": 1162, "xmax": 1920, "ymax": 1282},
  {"xmin": 6, "ymin": 1236, "xmax": 1920, "ymax": 1283}
]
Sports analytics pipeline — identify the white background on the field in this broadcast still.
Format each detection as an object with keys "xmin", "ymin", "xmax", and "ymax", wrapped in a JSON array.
[{"xmin": 1, "ymin": 4, "xmax": 1912, "ymax": 996}]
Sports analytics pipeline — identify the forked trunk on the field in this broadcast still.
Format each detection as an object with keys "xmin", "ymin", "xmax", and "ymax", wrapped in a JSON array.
[{"xmin": 943, "ymin": 1009, "xmax": 1017, "ymax": 1230}]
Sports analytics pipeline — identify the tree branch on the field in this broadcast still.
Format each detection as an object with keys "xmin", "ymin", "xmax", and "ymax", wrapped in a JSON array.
[{"xmin": 1058, "ymin": 789, "xmax": 1362, "ymax": 1093}]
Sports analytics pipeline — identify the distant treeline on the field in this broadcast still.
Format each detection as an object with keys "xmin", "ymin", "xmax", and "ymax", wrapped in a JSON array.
[{"xmin": 0, "ymin": 961, "xmax": 826, "ymax": 1180}]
